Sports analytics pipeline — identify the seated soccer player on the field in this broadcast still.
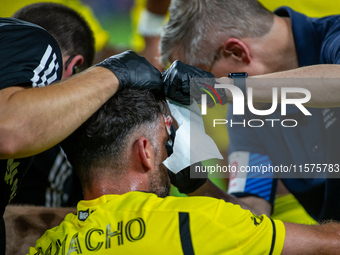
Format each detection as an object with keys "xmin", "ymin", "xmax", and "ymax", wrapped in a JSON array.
[{"xmin": 28, "ymin": 88, "xmax": 340, "ymax": 254}]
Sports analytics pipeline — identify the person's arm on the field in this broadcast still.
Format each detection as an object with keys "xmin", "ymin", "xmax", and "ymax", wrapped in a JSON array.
[
  {"xmin": 283, "ymin": 221, "xmax": 340, "ymax": 254},
  {"xmin": 226, "ymin": 151, "xmax": 276, "ymax": 217},
  {"xmin": 237, "ymin": 196, "xmax": 271, "ymax": 216},
  {"xmin": 0, "ymin": 51, "xmax": 162, "ymax": 159},
  {"xmin": 218, "ymin": 64, "xmax": 340, "ymax": 108},
  {"xmin": 187, "ymin": 179, "xmax": 262, "ymax": 214},
  {"xmin": 168, "ymin": 163, "xmax": 263, "ymax": 214},
  {"xmin": 0, "ymin": 67, "xmax": 117, "ymax": 159},
  {"xmin": 162, "ymin": 61, "xmax": 340, "ymax": 108}
]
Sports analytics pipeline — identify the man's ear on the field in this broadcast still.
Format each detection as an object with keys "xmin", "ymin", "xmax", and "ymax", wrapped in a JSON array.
[
  {"xmin": 63, "ymin": 54, "xmax": 84, "ymax": 78},
  {"xmin": 222, "ymin": 38, "xmax": 251, "ymax": 64},
  {"xmin": 133, "ymin": 136, "xmax": 154, "ymax": 172}
]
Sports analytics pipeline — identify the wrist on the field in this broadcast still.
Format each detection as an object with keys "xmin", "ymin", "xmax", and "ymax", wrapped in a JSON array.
[
  {"xmin": 216, "ymin": 77, "xmax": 234, "ymax": 100},
  {"xmin": 227, "ymin": 72, "xmax": 248, "ymax": 102},
  {"xmin": 93, "ymin": 66, "xmax": 120, "ymax": 93}
]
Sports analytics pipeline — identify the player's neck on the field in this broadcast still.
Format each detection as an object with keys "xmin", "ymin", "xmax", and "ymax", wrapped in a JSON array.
[{"xmin": 83, "ymin": 171, "xmax": 148, "ymax": 200}]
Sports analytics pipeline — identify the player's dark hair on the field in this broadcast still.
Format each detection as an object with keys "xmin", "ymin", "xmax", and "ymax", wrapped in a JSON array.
[
  {"xmin": 13, "ymin": 2, "xmax": 95, "ymax": 70},
  {"xmin": 61, "ymin": 89, "xmax": 164, "ymax": 188}
]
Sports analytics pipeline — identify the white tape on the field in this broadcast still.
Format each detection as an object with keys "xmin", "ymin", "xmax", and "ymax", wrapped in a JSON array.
[{"xmin": 137, "ymin": 9, "xmax": 166, "ymax": 36}]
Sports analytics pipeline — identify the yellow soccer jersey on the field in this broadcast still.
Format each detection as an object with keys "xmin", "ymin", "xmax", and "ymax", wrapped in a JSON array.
[{"xmin": 28, "ymin": 192, "xmax": 285, "ymax": 254}]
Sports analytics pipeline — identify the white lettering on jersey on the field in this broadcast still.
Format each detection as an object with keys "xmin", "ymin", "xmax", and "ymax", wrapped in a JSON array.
[{"xmin": 31, "ymin": 45, "xmax": 60, "ymax": 87}]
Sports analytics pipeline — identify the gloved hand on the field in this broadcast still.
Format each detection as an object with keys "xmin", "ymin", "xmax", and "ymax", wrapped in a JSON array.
[
  {"xmin": 96, "ymin": 50, "xmax": 162, "ymax": 91},
  {"xmin": 162, "ymin": 60, "xmax": 227, "ymax": 105}
]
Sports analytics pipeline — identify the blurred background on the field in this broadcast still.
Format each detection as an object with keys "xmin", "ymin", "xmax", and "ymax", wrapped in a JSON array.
[{"xmin": 82, "ymin": 0, "xmax": 134, "ymax": 49}]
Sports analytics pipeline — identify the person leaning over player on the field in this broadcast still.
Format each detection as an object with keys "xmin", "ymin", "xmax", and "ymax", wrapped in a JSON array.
[
  {"xmin": 0, "ymin": 17, "xmax": 162, "ymax": 252},
  {"xmin": 160, "ymin": 0, "xmax": 340, "ymax": 222},
  {"xmin": 8, "ymin": 2, "xmax": 95, "ymax": 207}
]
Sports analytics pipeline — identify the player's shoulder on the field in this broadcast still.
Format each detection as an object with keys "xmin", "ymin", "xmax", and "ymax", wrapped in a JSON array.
[
  {"xmin": 0, "ymin": 18, "xmax": 57, "ymax": 46},
  {"xmin": 110, "ymin": 192, "xmax": 243, "ymax": 218},
  {"xmin": 0, "ymin": 17, "xmax": 44, "ymax": 34},
  {"xmin": 0, "ymin": 18, "xmax": 62, "ymax": 89},
  {"xmin": 69, "ymin": 192, "xmax": 247, "ymax": 224},
  {"xmin": 0, "ymin": 18, "xmax": 61, "ymax": 62}
]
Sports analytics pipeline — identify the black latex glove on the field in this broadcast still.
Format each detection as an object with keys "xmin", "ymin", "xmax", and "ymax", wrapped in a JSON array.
[
  {"xmin": 162, "ymin": 60, "xmax": 227, "ymax": 105},
  {"xmin": 168, "ymin": 163, "xmax": 207, "ymax": 194},
  {"xmin": 96, "ymin": 50, "xmax": 163, "ymax": 91},
  {"xmin": 166, "ymin": 124, "xmax": 207, "ymax": 194}
]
